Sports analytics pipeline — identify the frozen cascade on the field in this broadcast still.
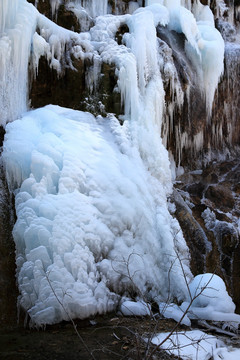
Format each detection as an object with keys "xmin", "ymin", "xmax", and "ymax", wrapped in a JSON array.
[
  {"xmin": 0, "ymin": 0, "xmax": 37, "ymax": 126},
  {"xmin": 3, "ymin": 104, "xmax": 191, "ymax": 325},
  {"xmin": 165, "ymin": 0, "xmax": 224, "ymax": 115},
  {"xmin": 1, "ymin": 0, "xmax": 237, "ymax": 326},
  {"xmin": 1, "ymin": 2, "xmax": 192, "ymax": 325}
]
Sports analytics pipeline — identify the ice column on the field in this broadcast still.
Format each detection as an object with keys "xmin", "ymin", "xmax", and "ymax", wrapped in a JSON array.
[
  {"xmin": 91, "ymin": 4, "xmax": 191, "ymax": 301},
  {"xmin": 0, "ymin": 0, "xmax": 37, "ymax": 126},
  {"xmin": 165, "ymin": 0, "xmax": 224, "ymax": 114}
]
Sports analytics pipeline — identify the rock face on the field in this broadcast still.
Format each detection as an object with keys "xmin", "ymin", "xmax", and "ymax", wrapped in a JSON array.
[
  {"xmin": 174, "ymin": 160, "xmax": 240, "ymax": 312},
  {"xmin": 0, "ymin": 164, "xmax": 16, "ymax": 325},
  {"xmin": 30, "ymin": 57, "xmax": 122, "ymax": 117}
]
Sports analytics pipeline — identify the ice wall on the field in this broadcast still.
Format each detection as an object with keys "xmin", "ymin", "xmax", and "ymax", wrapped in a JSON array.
[
  {"xmin": 0, "ymin": 0, "xmax": 37, "ymax": 126},
  {"xmin": 3, "ymin": 105, "xmax": 191, "ymax": 325}
]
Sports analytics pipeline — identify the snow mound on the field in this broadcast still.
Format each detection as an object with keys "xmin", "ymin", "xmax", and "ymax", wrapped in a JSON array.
[
  {"xmin": 119, "ymin": 299, "xmax": 151, "ymax": 316},
  {"xmin": 159, "ymin": 274, "xmax": 240, "ymax": 328},
  {"xmin": 180, "ymin": 274, "xmax": 240, "ymax": 325}
]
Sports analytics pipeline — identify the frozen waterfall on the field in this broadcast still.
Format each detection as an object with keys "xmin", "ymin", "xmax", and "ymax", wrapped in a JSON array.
[{"xmin": 0, "ymin": 0, "xmax": 236, "ymax": 326}]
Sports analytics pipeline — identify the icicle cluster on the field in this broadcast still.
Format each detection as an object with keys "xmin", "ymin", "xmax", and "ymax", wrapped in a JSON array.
[{"xmin": 0, "ymin": 0, "xmax": 37, "ymax": 126}]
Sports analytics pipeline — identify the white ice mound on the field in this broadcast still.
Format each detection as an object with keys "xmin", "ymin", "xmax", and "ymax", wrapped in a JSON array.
[
  {"xmin": 159, "ymin": 274, "xmax": 240, "ymax": 327},
  {"xmin": 181, "ymin": 274, "xmax": 240, "ymax": 325},
  {"xmin": 119, "ymin": 299, "xmax": 151, "ymax": 316},
  {"xmin": 2, "ymin": 105, "xmax": 190, "ymax": 325}
]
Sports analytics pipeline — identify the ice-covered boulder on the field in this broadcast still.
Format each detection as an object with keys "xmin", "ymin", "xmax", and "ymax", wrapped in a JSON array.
[{"xmin": 180, "ymin": 273, "xmax": 240, "ymax": 325}]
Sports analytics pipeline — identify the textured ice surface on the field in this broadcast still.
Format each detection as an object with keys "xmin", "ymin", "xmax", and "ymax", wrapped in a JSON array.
[
  {"xmin": 0, "ymin": 0, "xmax": 37, "ymax": 125},
  {"xmin": 2, "ymin": 106, "xmax": 190, "ymax": 325},
  {"xmin": 165, "ymin": 0, "xmax": 224, "ymax": 114},
  {"xmin": 119, "ymin": 299, "xmax": 151, "ymax": 316}
]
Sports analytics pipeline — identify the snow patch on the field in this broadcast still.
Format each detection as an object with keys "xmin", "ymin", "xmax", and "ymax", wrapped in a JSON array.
[{"xmin": 151, "ymin": 330, "xmax": 222, "ymax": 360}]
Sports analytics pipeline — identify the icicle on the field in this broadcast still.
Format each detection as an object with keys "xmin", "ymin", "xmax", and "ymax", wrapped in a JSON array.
[{"xmin": 50, "ymin": 0, "xmax": 62, "ymax": 18}]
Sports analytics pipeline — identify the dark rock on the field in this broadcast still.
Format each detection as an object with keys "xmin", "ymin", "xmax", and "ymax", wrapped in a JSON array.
[
  {"xmin": 172, "ymin": 189, "xmax": 209, "ymax": 275},
  {"xmin": 0, "ymin": 166, "xmax": 17, "ymax": 326},
  {"xmin": 30, "ymin": 56, "xmax": 87, "ymax": 111},
  {"xmin": 232, "ymin": 241, "xmax": 240, "ymax": 313},
  {"xmin": 221, "ymin": 227, "xmax": 238, "ymax": 256},
  {"xmin": 233, "ymin": 183, "xmax": 240, "ymax": 194},
  {"xmin": 57, "ymin": 5, "xmax": 83, "ymax": 33},
  {"xmin": 175, "ymin": 159, "xmax": 240, "ymax": 311},
  {"xmin": 214, "ymin": 210, "xmax": 232, "ymax": 223},
  {"xmin": 98, "ymin": 63, "xmax": 122, "ymax": 116},
  {"xmin": 205, "ymin": 185, "xmax": 235, "ymax": 211},
  {"xmin": 184, "ymin": 182, "xmax": 205, "ymax": 198},
  {"xmin": 202, "ymin": 167, "xmax": 219, "ymax": 184},
  {"xmin": 115, "ymin": 24, "xmax": 129, "ymax": 45},
  {"xmin": 27, "ymin": 0, "xmax": 51, "ymax": 18}
]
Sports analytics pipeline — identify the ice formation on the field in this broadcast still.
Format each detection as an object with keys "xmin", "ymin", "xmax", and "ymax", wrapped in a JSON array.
[
  {"xmin": 0, "ymin": 0, "xmax": 37, "ymax": 126},
  {"xmin": 0, "ymin": 1, "xmax": 224, "ymax": 126},
  {"xmin": 119, "ymin": 299, "xmax": 151, "ymax": 316},
  {"xmin": 152, "ymin": 329, "xmax": 240, "ymax": 360},
  {"xmin": 180, "ymin": 274, "xmax": 240, "ymax": 325},
  {"xmin": 0, "ymin": 0, "xmax": 93, "ymax": 125},
  {"xmin": 165, "ymin": 0, "xmax": 224, "ymax": 114},
  {"xmin": 0, "ymin": 0, "xmax": 232, "ymax": 326},
  {"xmin": 3, "ymin": 105, "xmax": 191, "ymax": 324},
  {"xmin": 158, "ymin": 273, "xmax": 240, "ymax": 328}
]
